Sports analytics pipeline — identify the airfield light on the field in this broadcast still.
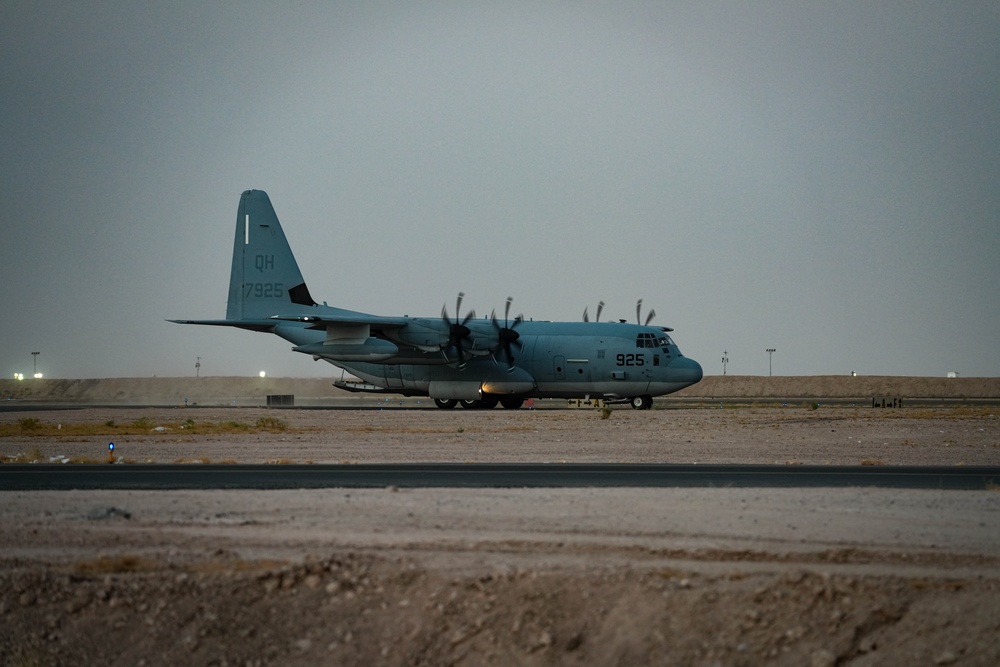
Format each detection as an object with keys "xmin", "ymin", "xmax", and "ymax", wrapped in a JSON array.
[
  {"xmin": 14, "ymin": 373, "xmax": 24, "ymax": 381},
  {"xmin": 33, "ymin": 373, "xmax": 43, "ymax": 379},
  {"xmin": 259, "ymin": 371, "xmax": 266, "ymax": 378}
]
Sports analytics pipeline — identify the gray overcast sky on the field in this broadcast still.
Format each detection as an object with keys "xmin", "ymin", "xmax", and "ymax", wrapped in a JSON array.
[{"xmin": 2, "ymin": 2, "xmax": 998, "ymax": 379}]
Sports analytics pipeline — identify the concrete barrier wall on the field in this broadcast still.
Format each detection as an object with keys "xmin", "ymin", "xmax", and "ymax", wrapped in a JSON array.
[
  {"xmin": 1, "ymin": 375, "xmax": 997, "ymax": 406},
  {"xmin": 672, "ymin": 375, "xmax": 1000, "ymax": 399},
  {"xmin": 0, "ymin": 377, "xmax": 345, "ymax": 406}
]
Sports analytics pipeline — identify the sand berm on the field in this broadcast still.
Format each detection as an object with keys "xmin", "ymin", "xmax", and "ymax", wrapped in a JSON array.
[{"xmin": 2, "ymin": 374, "xmax": 997, "ymax": 406}]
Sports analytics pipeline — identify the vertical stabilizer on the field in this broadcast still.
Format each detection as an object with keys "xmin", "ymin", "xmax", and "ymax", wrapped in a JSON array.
[{"xmin": 226, "ymin": 190, "xmax": 317, "ymax": 321}]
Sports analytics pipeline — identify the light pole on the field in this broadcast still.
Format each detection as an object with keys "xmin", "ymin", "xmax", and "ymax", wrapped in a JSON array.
[
  {"xmin": 31, "ymin": 351, "xmax": 40, "ymax": 378},
  {"xmin": 766, "ymin": 348, "xmax": 776, "ymax": 376},
  {"xmin": 722, "ymin": 350, "xmax": 729, "ymax": 375},
  {"xmin": 196, "ymin": 356, "xmax": 201, "ymax": 378}
]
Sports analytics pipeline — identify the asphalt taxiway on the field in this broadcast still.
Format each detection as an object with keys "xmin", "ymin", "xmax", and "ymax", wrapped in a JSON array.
[{"xmin": 2, "ymin": 463, "xmax": 998, "ymax": 490}]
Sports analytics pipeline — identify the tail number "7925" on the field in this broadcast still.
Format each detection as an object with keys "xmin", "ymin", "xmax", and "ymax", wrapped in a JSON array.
[{"xmin": 245, "ymin": 282, "xmax": 284, "ymax": 298}]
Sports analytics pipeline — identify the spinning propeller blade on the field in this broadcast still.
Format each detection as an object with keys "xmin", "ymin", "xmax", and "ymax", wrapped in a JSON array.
[
  {"xmin": 583, "ymin": 300, "xmax": 604, "ymax": 323},
  {"xmin": 636, "ymin": 299, "xmax": 656, "ymax": 326},
  {"xmin": 491, "ymin": 296, "xmax": 523, "ymax": 370},
  {"xmin": 440, "ymin": 292, "xmax": 475, "ymax": 366}
]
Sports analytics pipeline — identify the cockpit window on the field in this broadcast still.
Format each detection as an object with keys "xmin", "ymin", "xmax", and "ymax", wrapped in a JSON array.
[
  {"xmin": 636, "ymin": 333, "xmax": 658, "ymax": 348},
  {"xmin": 657, "ymin": 336, "xmax": 674, "ymax": 347}
]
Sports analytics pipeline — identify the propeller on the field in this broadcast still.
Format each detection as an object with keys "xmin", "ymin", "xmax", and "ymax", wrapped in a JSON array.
[
  {"xmin": 441, "ymin": 292, "xmax": 476, "ymax": 366},
  {"xmin": 583, "ymin": 300, "xmax": 605, "ymax": 323},
  {"xmin": 636, "ymin": 299, "xmax": 656, "ymax": 326},
  {"xmin": 491, "ymin": 296, "xmax": 524, "ymax": 369}
]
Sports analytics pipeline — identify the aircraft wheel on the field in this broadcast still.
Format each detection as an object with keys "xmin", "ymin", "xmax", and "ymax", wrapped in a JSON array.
[
  {"xmin": 461, "ymin": 398, "xmax": 498, "ymax": 409},
  {"xmin": 630, "ymin": 395, "xmax": 653, "ymax": 410},
  {"xmin": 434, "ymin": 398, "xmax": 458, "ymax": 409},
  {"xmin": 500, "ymin": 397, "xmax": 524, "ymax": 410}
]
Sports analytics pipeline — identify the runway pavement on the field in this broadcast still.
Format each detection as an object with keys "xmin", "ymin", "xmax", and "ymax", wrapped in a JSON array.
[{"xmin": 2, "ymin": 463, "xmax": 998, "ymax": 490}]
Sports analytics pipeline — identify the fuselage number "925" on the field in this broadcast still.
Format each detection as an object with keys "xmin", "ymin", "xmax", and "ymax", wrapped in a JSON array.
[
  {"xmin": 245, "ymin": 282, "xmax": 283, "ymax": 298},
  {"xmin": 616, "ymin": 353, "xmax": 644, "ymax": 367}
]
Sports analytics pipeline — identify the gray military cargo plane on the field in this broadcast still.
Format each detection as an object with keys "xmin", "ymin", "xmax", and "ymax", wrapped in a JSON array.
[{"xmin": 171, "ymin": 190, "xmax": 702, "ymax": 409}]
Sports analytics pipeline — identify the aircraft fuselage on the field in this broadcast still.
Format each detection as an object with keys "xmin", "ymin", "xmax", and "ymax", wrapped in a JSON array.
[{"xmin": 272, "ymin": 318, "xmax": 702, "ymax": 403}]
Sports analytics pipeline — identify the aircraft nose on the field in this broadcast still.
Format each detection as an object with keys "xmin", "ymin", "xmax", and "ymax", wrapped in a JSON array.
[{"xmin": 670, "ymin": 356, "xmax": 703, "ymax": 386}]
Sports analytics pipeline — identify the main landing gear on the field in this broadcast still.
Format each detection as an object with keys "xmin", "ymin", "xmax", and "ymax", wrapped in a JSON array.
[
  {"xmin": 461, "ymin": 398, "xmax": 498, "ymax": 409},
  {"xmin": 434, "ymin": 398, "xmax": 525, "ymax": 409}
]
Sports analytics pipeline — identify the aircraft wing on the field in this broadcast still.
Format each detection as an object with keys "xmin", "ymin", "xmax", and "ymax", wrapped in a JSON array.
[{"xmin": 269, "ymin": 314, "xmax": 410, "ymax": 332}]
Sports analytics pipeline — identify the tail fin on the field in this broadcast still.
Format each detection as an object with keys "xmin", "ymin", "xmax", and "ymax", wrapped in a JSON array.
[{"xmin": 226, "ymin": 190, "xmax": 317, "ymax": 321}]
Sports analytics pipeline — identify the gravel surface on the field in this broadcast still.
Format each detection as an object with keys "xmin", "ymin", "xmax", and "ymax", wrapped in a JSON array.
[
  {"xmin": 1, "ymin": 404, "xmax": 998, "ymax": 465},
  {"xmin": 2, "ymin": 405, "xmax": 999, "ymax": 666}
]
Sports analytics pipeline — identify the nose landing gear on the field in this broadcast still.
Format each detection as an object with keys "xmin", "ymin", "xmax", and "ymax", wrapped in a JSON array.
[{"xmin": 629, "ymin": 395, "xmax": 653, "ymax": 410}]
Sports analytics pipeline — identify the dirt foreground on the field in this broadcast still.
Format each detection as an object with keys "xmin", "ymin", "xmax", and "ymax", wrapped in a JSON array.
[{"xmin": 2, "ymin": 405, "xmax": 999, "ymax": 666}]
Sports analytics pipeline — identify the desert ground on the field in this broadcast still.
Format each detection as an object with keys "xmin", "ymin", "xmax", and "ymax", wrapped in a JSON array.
[{"xmin": 2, "ymin": 399, "xmax": 999, "ymax": 665}]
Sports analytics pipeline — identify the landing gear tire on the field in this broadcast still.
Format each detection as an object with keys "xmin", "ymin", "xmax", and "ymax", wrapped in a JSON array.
[
  {"xmin": 434, "ymin": 398, "xmax": 458, "ymax": 409},
  {"xmin": 630, "ymin": 395, "xmax": 653, "ymax": 410},
  {"xmin": 461, "ymin": 398, "xmax": 499, "ymax": 409},
  {"xmin": 500, "ymin": 397, "xmax": 524, "ymax": 410}
]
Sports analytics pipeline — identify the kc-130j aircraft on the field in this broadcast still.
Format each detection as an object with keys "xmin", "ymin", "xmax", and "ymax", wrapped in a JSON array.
[{"xmin": 172, "ymin": 190, "xmax": 702, "ymax": 409}]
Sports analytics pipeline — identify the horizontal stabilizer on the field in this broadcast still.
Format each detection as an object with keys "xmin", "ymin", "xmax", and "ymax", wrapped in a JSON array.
[{"xmin": 167, "ymin": 319, "xmax": 276, "ymax": 333}]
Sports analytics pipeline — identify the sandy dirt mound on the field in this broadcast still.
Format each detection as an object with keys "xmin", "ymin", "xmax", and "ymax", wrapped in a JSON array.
[{"xmin": 4, "ymin": 553, "xmax": 998, "ymax": 666}]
